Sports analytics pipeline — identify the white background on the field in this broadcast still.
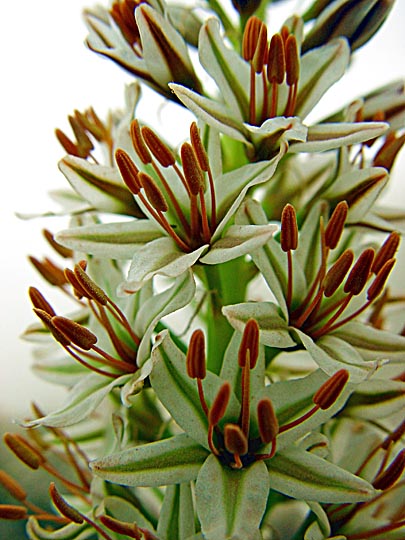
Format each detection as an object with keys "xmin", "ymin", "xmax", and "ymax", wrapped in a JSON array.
[{"xmin": 1, "ymin": 0, "xmax": 404, "ymax": 428}]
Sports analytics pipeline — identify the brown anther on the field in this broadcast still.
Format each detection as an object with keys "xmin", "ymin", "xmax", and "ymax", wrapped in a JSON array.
[
  {"xmin": 51, "ymin": 316, "xmax": 98, "ymax": 351},
  {"xmin": 141, "ymin": 126, "xmax": 175, "ymax": 168},
  {"xmin": 324, "ymin": 201, "xmax": 349, "ymax": 250},
  {"xmin": 322, "ymin": 249, "xmax": 354, "ymax": 298},
  {"xmin": 280, "ymin": 203, "xmax": 298, "ymax": 252},
  {"xmin": 73, "ymin": 263, "xmax": 109, "ymax": 306},
  {"xmin": 208, "ymin": 382, "xmax": 231, "ymax": 426},
  {"xmin": 373, "ymin": 132, "xmax": 405, "ymax": 171},
  {"xmin": 0, "ymin": 470, "xmax": 27, "ymax": 502},
  {"xmin": 267, "ymin": 34, "xmax": 285, "ymax": 85},
  {"xmin": 115, "ymin": 149, "xmax": 141, "ymax": 195},
  {"xmin": 0, "ymin": 504, "xmax": 28, "ymax": 520},
  {"xmin": 257, "ymin": 398, "xmax": 279, "ymax": 444},
  {"xmin": 130, "ymin": 120, "xmax": 151, "ymax": 165},
  {"xmin": 49, "ymin": 483, "xmax": 84, "ymax": 524},
  {"xmin": 28, "ymin": 256, "xmax": 68, "ymax": 287},
  {"xmin": 64, "ymin": 268, "xmax": 88, "ymax": 300},
  {"xmin": 55, "ymin": 128, "xmax": 81, "ymax": 157},
  {"xmin": 242, "ymin": 16, "xmax": 262, "ymax": 62},
  {"xmin": 313, "ymin": 369, "xmax": 349, "ymax": 410},
  {"xmin": 252, "ymin": 24, "xmax": 268, "ymax": 74},
  {"xmin": 186, "ymin": 329, "xmax": 206, "ymax": 380},
  {"xmin": 224, "ymin": 424, "xmax": 248, "ymax": 456},
  {"xmin": 371, "ymin": 231, "xmax": 401, "ymax": 274},
  {"xmin": 3, "ymin": 433, "xmax": 44, "ymax": 470},
  {"xmin": 28, "ymin": 287, "xmax": 56, "ymax": 316},
  {"xmin": 33, "ymin": 309, "xmax": 71, "ymax": 346},
  {"xmin": 181, "ymin": 143, "xmax": 205, "ymax": 196},
  {"xmin": 280, "ymin": 25, "xmax": 289, "ymax": 45},
  {"xmin": 238, "ymin": 319, "xmax": 260, "ymax": 369},
  {"xmin": 42, "ymin": 229, "xmax": 73, "ymax": 259},
  {"xmin": 190, "ymin": 122, "xmax": 209, "ymax": 172},
  {"xmin": 373, "ymin": 449, "xmax": 405, "ymax": 490},
  {"xmin": 138, "ymin": 172, "xmax": 168, "ymax": 212},
  {"xmin": 343, "ymin": 248, "xmax": 375, "ymax": 296},
  {"xmin": 285, "ymin": 34, "xmax": 299, "ymax": 87},
  {"xmin": 367, "ymin": 258, "xmax": 396, "ymax": 302},
  {"xmin": 100, "ymin": 514, "xmax": 142, "ymax": 539}
]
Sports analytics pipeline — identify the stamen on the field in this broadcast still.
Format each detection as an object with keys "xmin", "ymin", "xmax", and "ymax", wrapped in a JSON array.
[
  {"xmin": 49, "ymin": 483, "xmax": 84, "ymax": 524},
  {"xmin": 100, "ymin": 514, "xmax": 143, "ymax": 539},
  {"xmin": 324, "ymin": 201, "xmax": 349, "ymax": 250},
  {"xmin": 238, "ymin": 319, "xmax": 259, "ymax": 369},
  {"xmin": 28, "ymin": 287, "xmax": 56, "ymax": 316},
  {"xmin": 322, "ymin": 250, "xmax": 354, "ymax": 298},
  {"xmin": 73, "ymin": 263, "xmax": 109, "ymax": 305},
  {"xmin": 186, "ymin": 329, "xmax": 206, "ymax": 380},
  {"xmin": 0, "ymin": 505, "xmax": 28, "ymax": 520},
  {"xmin": 130, "ymin": 120, "xmax": 152, "ymax": 164},
  {"xmin": 0, "ymin": 470, "xmax": 27, "ymax": 502},
  {"xmin": 343, "ymin": 248, "xmax": 375, "ymax": 296},
  {"xmin": 141, "ymin": 126, "xmax": 175, "ymax": 168},
  {"xmin": 371, "ymin": 231, "xmax": 400, "ymax": 274},
  {"xmin": 242, "ymin": 16, "xmax": 261, "ymax": 62},
  {"xmin": 51, "ymin": 316, "xmax": 98, "ymax": 351},
  {"xmin": 257, "ymin": 398, "xmax": 279, "ymax": 444},
  {"xmin": 115, "ymin": 148, "xmax": 141, "ymax": 194},
  {"xmin": 224, "ymin": 424, "xmax": 248, "ymax": 469},
  {"xmin": 367, "ymin": 258, "xmax": 396, "ymax": 302},
  {"xmin": 33, "ymin": 308, "xmax": 71, "ymax": 346},
  {"xmin": 138, "ymin": 172, "xmax": 169, "ymax": 212},
  {"xmin": 181, "ymin": 143, "xmax": 205, "ymax": 197},
  {"xmin": 281, "ymin": 203, "xmax": 298, "ymax": 309},
  {"xmin": 3, "ymin": 433, "xmax": 44, "ymax": 470},
  {"xmin": 208, "ymin": 382, "xmax": 231, "ymax": 455},
  {"xmin": 267, "ymin": 34, "xmax": 285, "ymax": 117},
  {"xmin": 373, "ymin": 449, "xmax": 405, "ymax": 490},
  {"xmin": 312, "ymin": 369, "xmax": 349, "ymax": 410},
  {"xmin": 28, "ymin": 256, "xmax": 68, "ymax": 287},
  {"xmin": 284, "ymin": 35, "xmax": 299, "ymax": 116},
  {"xmin": 42, "ymin": 229, "xmax": 73, "ymax": 259}
]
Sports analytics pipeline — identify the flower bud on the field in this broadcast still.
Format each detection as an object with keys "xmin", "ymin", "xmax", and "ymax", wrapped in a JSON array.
[{"xmin": 231, "ymin": 0, "xmax": 262, "ymax": 18}]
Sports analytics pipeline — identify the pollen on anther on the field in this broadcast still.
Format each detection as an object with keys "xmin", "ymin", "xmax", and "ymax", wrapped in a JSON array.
[
  {"xmin": 238, "ymin": 319, "xmax": 260, "ymax": 368},
  {"xmin": 257, "ymin": 398, "xmax": 279, "ymax": 444},
  {"xmin": 344, "ymin": 248, "xmax": 375, "ymax": 296},
  {"xmin": 281, "ymin": 203, "xmax": 298, "ymax": 252},
  {"xmin": 322, "ymin": 249, "xmax": 354, "ymax": 298},
  {"xmin": 141, "ymin": 126, "xmax": 175, "ymax": 168},
  {"xmin": 186, "ymin": 329, "xmax": 206, "ymax": 380},
  {"xmin": 208, "ymin": 382, "xmax": 231, "ymax": 426},
  {"xmin": 138, "ymin": 172, "xmax": 169, "ymax": 212},
  {"xmin": 313, "ymin": 369, "xmax": 349, "ymax": 410},
  {"xmin": 324, "ymin": 201, "xmax": 349, "ymax": 250}
]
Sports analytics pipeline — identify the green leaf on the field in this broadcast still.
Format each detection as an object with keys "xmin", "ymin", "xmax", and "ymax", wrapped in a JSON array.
[
  {"xmin": 157, "ymin": 483, "xmax": 195, "ymax": 540},
  {"xmin": 56, "ymin": 220, "xmax": 163, "ymax": 260},
  {"xmin": 90, "ymin": 433, "xmax": 209, "ymax": 487},
  {"xmin": 150, "ymin": 330, "xmax": 241, "ymax": 450},
  {"xmin": 59, "ymin": 156, "xmax": 142, "ymax": 217},
  {"xmin": 24, "ymin": 373, "xmax": 132, "ymax": 428},
  {"xmin": 195, "ymin": 455, "xmax": 270, "ymax": 540},
  {"xmin": 200, "ymin": 224, "xmax": 277, "ymax": 264},
  {"xmin": 267, "ymin": 446, "xmax": 376, "ymax": 503}
]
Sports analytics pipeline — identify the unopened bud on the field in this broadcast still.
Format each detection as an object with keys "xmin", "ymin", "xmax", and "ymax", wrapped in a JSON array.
[
  {"xmin": 324, "ymin": 201, "xmax": 348, "ymax": 250},
  {"xmin": 3, "ymin": 433, "xmax": 44, "ymax": 470},
  {"xmin": 313, "ymin": 369, "xmax": 349, "ymax": 410},
  {"xmin": 323, "ymin": 249, "xmax": 354, "ymax": 297},
  {"xmin": 372, "ymin": 231, "xmax": 400, "ymax": 274},
  {"xmin": 49, "ymin": 483, "xmax": 84, "ymax": 524},
  {"xmin": 181, "ymin": 143, "xmax": 205, "ymax": 196},
  {"xmin": 344, "ymin": 248, "xmax": 375, "ymax": 295},
  {"xmin": 281, "ymin": 204, "xmax": 298, "ymax": 252},
  {"xmin": 373, "ymin": 449, "xmax": 405, "ymax": 490},
  {"xmin": 224, "ymin": 423, "xmax": 248, "ymax": 456},
  {"xmin": 208, "ymin": 382, "xmax": 231, "ymax": 426},
  {"xmin": 141, "ymin": 126, "xmax": 175, "ymax": 167},
  {"xmin": 138, "ymin": 172, "xmax": 168, "ymax": 212},
  {"xmin": 231, "ymin": 0, "xmax": 262, "ymax": 18},
  {"xmin": 238, "ymin": 319, "xmax": 260, "ymax": 369},
  {"xmin": 51, "ymin": 316, "xmax": 98, "ymax": 350},
  {"xmin": 186, "ymin": 329, "xmax": 206, "ymax": 379},
  {"xmin": 257, "ymin": 398, "xmax": 279, "ymax": 444}
]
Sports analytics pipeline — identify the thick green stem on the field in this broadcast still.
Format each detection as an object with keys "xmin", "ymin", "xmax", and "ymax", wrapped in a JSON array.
[{"xmin": 202, "ymin": 259, "xmax": 249, "ymax": 374}]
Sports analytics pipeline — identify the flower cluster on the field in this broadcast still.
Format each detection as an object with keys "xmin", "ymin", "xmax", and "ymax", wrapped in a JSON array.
[{"xmin": 2, "ymin": 0, "xmax": 405, "ymax": 539}]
